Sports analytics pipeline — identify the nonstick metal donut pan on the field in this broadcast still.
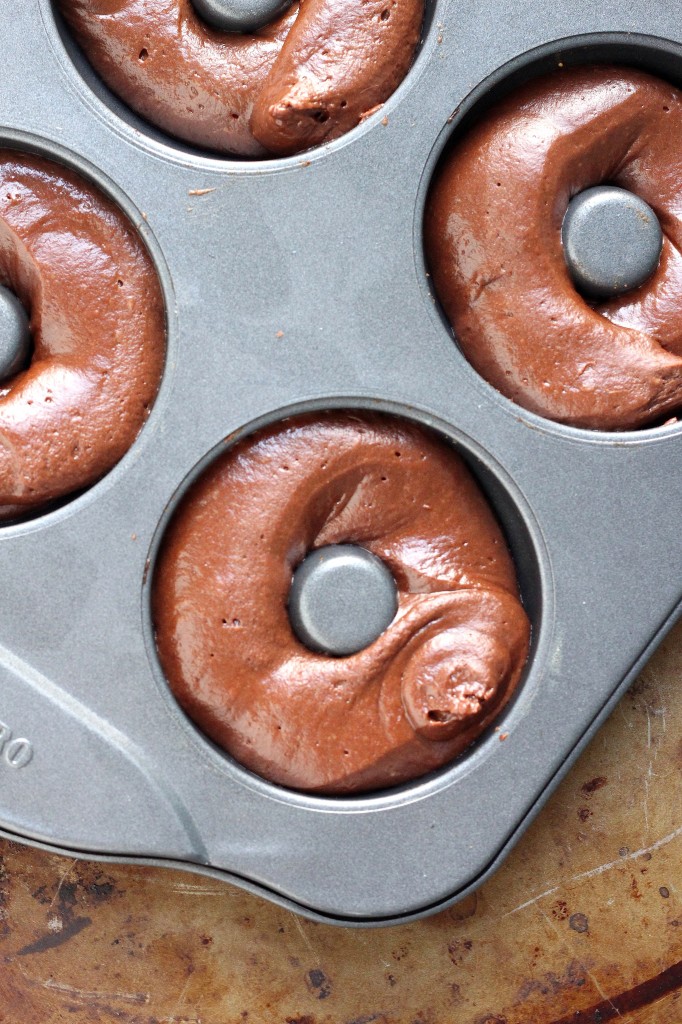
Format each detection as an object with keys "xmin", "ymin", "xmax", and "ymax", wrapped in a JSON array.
[{"xmin": 1, "ymin": 0, "xmax": 682, "ymax": 926}]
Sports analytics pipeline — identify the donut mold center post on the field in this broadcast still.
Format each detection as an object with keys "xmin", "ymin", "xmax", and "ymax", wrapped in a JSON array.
[
  {"xmin": 288, "ymin": 544, "xmax": 399, "ymax": 656},
  {"xmin": 0, "ymin": 285, "xmax": 31, "ymax": 382},
  {"xmin": 191, "ymin": 0, "xmax": 293, "ymax": 32},
  {"xmin": 562, "ymin": 185, "xmax": 663, "ymax": 298}
]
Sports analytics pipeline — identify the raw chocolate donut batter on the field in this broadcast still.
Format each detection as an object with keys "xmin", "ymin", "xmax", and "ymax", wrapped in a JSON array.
[
  {"xmin": 153, "ymin": 412, "xmax": 530, "ymax": 794},
  {"xmin": 0, "ymin": 151, "xmax": 164, "ymax": 519},
  {"xmin": 425, "ymin": 66, "xmax": 682, "ymax": 430},
  {"xmin": 57, "ymin": 0, "xmax": 424, "ymax": 157}
]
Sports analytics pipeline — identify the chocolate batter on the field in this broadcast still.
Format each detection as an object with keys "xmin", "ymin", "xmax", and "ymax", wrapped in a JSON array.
[
  {"xmin": 0, "ymin": 151, "xmax": 165, "ymax": 518},
  {"xmin": 57, "ymin": 0, "xmax": 424, "ymax": 157},
  {"xmin": 425, "ymin": 66, "xmax": 682, "ymax": 430},
  {"xmin": 153, "ymin": 412, "xmax": 530, "ymax": 794}
]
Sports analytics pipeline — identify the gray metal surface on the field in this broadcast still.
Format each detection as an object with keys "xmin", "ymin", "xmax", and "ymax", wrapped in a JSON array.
[
  {"xmin": 0, "ymin": 0, "xmax": 681, "ymax": 926},
  {"xmin": 562, "ymin": 185, "xmax": 663, "ymax": 297},
  {"xmin": 288, "ymin": 544, "xmax": 399, "ymax": 656},
  {"xmin": 191, "ymin": 0, "xmax": 292, "ymax": 32},
  {"xmin": 0, "ymin": 285, "xmax": 31, "ymax": 381}
]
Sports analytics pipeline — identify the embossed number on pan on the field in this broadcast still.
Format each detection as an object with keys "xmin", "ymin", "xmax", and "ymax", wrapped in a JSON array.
[{"xmin": 0, "ymin": 721, "xmax": 33, "ymax": 769}]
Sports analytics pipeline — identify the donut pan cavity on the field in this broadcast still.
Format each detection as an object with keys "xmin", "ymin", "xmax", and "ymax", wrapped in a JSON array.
[{"xmin": 1, "ymin": 0, "xmax": 682, "ymax": 925}]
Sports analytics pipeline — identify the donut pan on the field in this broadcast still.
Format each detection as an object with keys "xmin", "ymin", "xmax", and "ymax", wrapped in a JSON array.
[{"xmin": 1, "ymin": 0, "xmax": 682, "ymax": 927}]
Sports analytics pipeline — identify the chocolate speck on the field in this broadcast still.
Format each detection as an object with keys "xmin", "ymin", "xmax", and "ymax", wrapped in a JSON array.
[
  {"xmin": 569, "ymin": 913, "xmax": 589, "ymax": 933},
  {"xmin": 551, "ymin": 900, "xmax": 569, "ymax": 922},
  {"xmin": 660, "ymin": 887, "xmax": 670, "ymax": 898},
  {"xmin": 448, "ymin": 938, "xmax": 473, "ymax": 965},
  {"xmin": 581, "ymin": 776, "xmax": 608, "ymax": 796}
]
